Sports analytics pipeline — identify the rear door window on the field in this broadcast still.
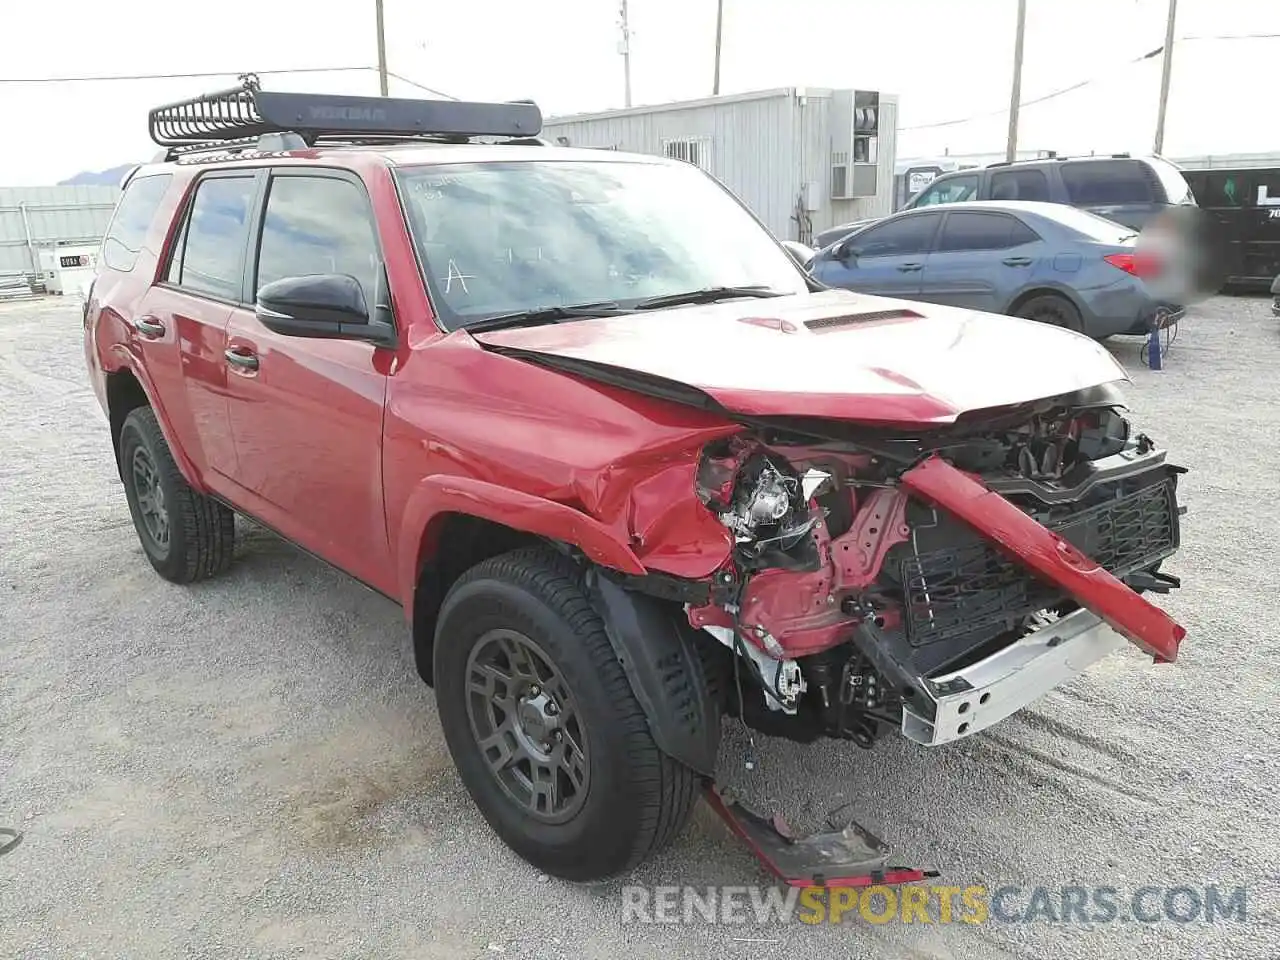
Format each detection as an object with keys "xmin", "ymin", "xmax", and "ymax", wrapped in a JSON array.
[
  {"xmin": 166, "ymin": 175, "xmax": 258, "ymax": 301},
  {"xmin": 101, "ymin": 173, "xmax": 172, "ymax": 272},
  {"xmin": 937, "ymin": 212, "xmax": 1038, "ymax": 251},
  {"xmin": 989, "ymin": 168, "xmax": 1050, "ymax": 202},
  {"xmin": 1060, "ymin": 160, "xmax": 1155, "ymax": 205}
]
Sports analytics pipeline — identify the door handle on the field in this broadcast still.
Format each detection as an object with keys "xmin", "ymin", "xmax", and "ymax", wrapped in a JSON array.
[
  {"xmin": 224, "ymin": 347, "xmax": 259, "ymax": 372},
  {"xmin": 896, "ymin": 262, "xmax": 923, "ymax": 273},
  {"xmin": 133, "ymin": 315, "xmax": 165, "ymax": 338},
  {"xmin": 1002, "ymin": 257, "xmax": 1033, "ymax": 267}
]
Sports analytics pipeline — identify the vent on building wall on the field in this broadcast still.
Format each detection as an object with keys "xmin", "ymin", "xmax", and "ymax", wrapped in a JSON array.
[
  {"xmin": 663, "ymin": 137, "xmax": 711, "ymax": 171},
  {"xmin": 831, "ymin": 151, "xmax": 849, "ymax": 199}
]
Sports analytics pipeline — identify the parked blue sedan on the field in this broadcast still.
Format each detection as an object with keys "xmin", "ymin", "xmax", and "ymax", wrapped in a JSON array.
[{"xmin": 808, "ymin": 201, "xmax": 1180, "ymax": 338}]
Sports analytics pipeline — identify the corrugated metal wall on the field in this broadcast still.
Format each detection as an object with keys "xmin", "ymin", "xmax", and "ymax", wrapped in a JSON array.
[
  {"xmin": 544, "ymin": 92, "xmax": 802, "ymax": 239},
  {"xmin": 0, "ymin": 185, "xmax": 119, "ymax": 277},
  {"xmin": 543, "ymin": 89, "xmax": 897, "ymax": 243}
]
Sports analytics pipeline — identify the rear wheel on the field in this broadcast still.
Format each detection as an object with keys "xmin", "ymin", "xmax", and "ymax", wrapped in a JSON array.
[
  {"xmin": 1015, "ymin": 293, "xmax": 1084, "ymax": 333},
  {"xmin": 433, "ymin": 548, "xmax": 702, "ymax": 881},
  {"xmin": 119, "ymin": 407, "xmax": 235, "ymax": 583}
]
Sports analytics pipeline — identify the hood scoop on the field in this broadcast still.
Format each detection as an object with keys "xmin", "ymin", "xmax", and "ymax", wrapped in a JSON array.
[{"xmin": 805, "ymin": 308, "xmax": 923, "ymax": 333}]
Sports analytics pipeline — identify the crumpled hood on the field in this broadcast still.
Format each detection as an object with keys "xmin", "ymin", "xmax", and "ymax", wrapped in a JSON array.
[{"xmin": 473, "ymin": 290, "xmax": 1129, "ymax": 425}]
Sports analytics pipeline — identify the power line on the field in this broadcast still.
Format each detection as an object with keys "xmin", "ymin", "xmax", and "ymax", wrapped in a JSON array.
[
  {"xmin": 1180, "ymin": 32, "xmax": 1280, "ymax": 40},
  {"xmin": 902, "ymin": 32, "xmax": 1278, "ymax": 134},
  {"xmin": 383, "ymin": 70, "xmax": 460, "ymax": 100},
  {"xmin": 0, "ymin": 66, "xmax": 372, "ymax": 84},
  {"xmin": 903, "ymin": 47, "xmax": 1161, "ymax": 132},
  {"xmin": 0, "ymin": 63, "xmax": 462, "ymax": 102}
]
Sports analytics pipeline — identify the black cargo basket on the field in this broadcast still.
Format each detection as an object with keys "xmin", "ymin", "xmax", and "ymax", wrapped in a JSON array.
[{"xmin": 147, "ymin": 74, "xmax": 543, "ymax": 153}]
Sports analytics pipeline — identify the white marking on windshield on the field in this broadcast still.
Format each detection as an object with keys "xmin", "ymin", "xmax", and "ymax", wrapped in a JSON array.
[{"xmin": 443, "ymin": 260, "xmax": 474, "ymax": 294}]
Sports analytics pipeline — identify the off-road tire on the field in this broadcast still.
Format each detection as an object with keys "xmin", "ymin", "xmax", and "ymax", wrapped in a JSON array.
[
  {"xmin": 118, "ymin": 406, "xmax": 235, "ymax": 584},
  {"xmin": 434, "ymin": 547, "xmax": 701, "ymax": 881},
  {"xmin": 1015, "ymin": 293, "xmax": 1085, "ymax": 333}
]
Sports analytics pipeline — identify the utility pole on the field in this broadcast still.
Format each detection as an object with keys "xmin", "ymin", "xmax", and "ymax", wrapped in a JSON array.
[
  {"xmin": 713, "ymin": 0, "xmax": 724, "ymax": 96},
  {"xmin": 375, "ymin": 0, "xmax": 389, "ymax": 96},
  {"xmin": 1005, "ymin": 0, "xmax": 1027, "ymax": 163},
  {"xmin": 619, "ymin": 0, "xmax": 633, "ymax": 107},
  {"xmin": 1153, "ymin": 0, "xmax": 1178, "ymax": 154}
]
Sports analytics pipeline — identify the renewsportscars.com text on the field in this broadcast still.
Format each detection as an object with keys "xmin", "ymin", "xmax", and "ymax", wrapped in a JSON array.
[{"xmin": 621, "ymin": 884, "xmax": 1249, "ymax": 926}]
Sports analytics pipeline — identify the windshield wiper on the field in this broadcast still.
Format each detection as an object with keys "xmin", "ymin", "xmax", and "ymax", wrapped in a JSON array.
[
  {"xmin": 633, "ymin": 285, "xmax": 788, "ymax": 311},
  {"xmin": 463, "ymin": 301, "xmax": 629, "ymax": 333}
]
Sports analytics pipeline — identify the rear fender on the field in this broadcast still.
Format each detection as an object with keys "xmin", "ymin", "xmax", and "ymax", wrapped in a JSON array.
[{"xmin": 103, "ymin": 344, "xmax": 206, "ymax": 492}]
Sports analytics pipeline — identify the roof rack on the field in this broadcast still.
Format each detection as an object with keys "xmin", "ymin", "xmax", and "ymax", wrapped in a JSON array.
[
  {"xmin": 986, "ymin": 151, "xmax": 1138, "ymax": 168},
  {"xmin": 147, "ymin": 74, "xmax": 544, "ymax": 160}
]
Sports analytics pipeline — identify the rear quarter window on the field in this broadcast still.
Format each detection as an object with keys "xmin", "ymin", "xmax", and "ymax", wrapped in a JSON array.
[
  {"xmin": 1145, "ymin": 157, "xmax": 1193, "ymax": 204},
  {"xmin": 1060, "ymin": 160, "xmax": 1155, "ymax": 206},
  {"xmin": 101, "ymin": 173, "xmax": 173, "ymax": 272},
  {"xmin": 1043, "ymin": 205, "xmax": 1139, "ymax": 243}
]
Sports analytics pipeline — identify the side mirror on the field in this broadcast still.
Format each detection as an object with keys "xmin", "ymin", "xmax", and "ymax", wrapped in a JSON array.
[
  {"xmin": 837, "ymin": 242, "xmax": 860, "ymax": 263},
  {"xmin": 779, "ymin": 239, "xmax": 816, "ymax": 271},
  {"xmin": 256, "ymin": 274, "xmax": 395, "ymax": 347}
]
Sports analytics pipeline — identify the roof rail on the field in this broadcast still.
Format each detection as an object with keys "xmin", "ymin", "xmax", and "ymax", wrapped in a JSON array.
[{"xmin": 147, "ymin": 74, "xmax": 543, "ymax": 159}]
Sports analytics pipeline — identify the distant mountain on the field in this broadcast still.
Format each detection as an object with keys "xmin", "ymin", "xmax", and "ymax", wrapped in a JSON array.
[{"xmin": 57, "ymin": 164, "xmax": 135, "ymax": 187}]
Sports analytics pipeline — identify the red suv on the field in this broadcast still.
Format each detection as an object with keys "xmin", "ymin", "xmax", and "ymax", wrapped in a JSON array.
[{"xmin": 85, "ymin": 79, "xmax": 1187, "ymax": 885}]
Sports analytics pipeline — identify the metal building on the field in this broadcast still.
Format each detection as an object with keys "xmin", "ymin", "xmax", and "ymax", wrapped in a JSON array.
[
  {"xmin": 0, "ymin": 185, "xmax": 120, "ymax": 286},
  {"xmin": 542, "ymin": 87, "xmax": 898, "ymax": 246}
]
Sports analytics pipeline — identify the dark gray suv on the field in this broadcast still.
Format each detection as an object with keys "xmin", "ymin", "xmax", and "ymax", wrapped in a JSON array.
[{"xmin": 816, "ymin": 155, "xmax": 1196, "ymax": 249}]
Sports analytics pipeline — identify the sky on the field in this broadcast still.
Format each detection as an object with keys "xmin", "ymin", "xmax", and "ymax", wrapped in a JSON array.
[{"xmin": 0, "ymin": 0, "xmax": 1276, "ymax": 185}]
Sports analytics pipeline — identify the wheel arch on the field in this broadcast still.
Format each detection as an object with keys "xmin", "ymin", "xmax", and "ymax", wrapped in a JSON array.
[
  {"xmin": 1005, "ymin": 284, "xmax": 1085, "ymax": 318},
  {"xmin": 106, "ymin": 367, "xmax": 150, "ymax": 475},
  {"xmin": 103, "ymin": 364, "xmax": 204, "ymax": 490},
  {"xmin": 403, "ymin": 497, "xmax": 721, "ymax": 776},
  {"xmin": 410, "ymin": 512, "xmax": 546, "ymax": 685},
  {"xmin": 399, "ymin": 475, "xmax": 648, "ymax": 684}
]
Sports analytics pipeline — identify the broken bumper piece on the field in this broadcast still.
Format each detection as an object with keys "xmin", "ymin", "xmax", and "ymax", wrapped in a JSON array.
[
  {"xmin": 705, "ymin": 787, "xmax": 936, "ymax": 888},
  {"xmin": 901, "ymin": 608, "xmax": 1126, "ymax": 746},
  {"xmin": 901, "ymin": 455, "xmax": 1186, "ymax": 663}
]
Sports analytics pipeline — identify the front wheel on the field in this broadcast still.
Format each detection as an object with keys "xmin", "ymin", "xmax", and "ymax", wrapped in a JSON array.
[{"xmin": 433, "ymin": 548, "xmax": 702, "ymax": 881}]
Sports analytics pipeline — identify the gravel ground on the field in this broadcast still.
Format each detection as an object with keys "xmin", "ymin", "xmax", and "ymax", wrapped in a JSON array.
[{"xmin": 1, "ymin": 295, "xmax": 1277, "ymax": 959}]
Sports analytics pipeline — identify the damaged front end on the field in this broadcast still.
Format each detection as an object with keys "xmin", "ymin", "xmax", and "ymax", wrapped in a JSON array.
[{"xmin": 680, "ymin": 383, "xmax": 1186, "ymax": 749}]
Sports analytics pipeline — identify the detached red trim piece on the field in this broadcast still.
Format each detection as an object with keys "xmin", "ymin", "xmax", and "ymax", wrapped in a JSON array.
[
  {"xmin": 780, "ymin": 869, "xmax": 934, "ymax": 890},
  {"xmin": 901, "ymin": 456, "xmax": 1185, "ymax": 663},
  {"xmin": 704, "ymin": 787, "xmax": 937, "ymax": 890}
]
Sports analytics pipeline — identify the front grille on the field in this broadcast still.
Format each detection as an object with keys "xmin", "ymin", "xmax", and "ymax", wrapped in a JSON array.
[{"xmin": 899, "ymin": 476, "xmax": 1179, "ymax": 649}]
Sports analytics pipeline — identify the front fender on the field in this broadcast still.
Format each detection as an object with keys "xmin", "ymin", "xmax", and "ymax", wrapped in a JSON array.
[{"xmin": 396, "ymin": 474, "xmax": 647, "ymax": 617}]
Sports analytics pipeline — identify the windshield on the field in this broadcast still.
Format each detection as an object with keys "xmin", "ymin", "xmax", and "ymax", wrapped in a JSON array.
[{"xmin": 395, "ymin": 159, "xmax": 809, "ymax": 330}]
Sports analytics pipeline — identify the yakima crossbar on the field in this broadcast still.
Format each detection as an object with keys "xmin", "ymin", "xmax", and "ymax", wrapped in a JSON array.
[{"xmin": 147, "ymin": 74, "xmax": 543, "ymax": 159}]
